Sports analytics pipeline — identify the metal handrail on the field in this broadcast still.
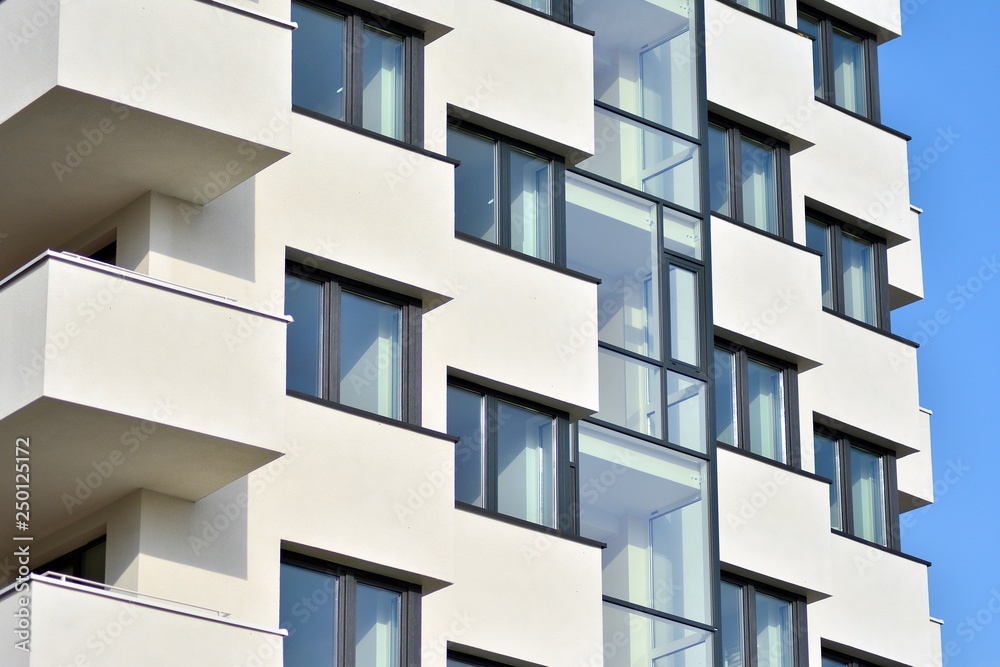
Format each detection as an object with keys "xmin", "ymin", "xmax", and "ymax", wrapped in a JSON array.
[{"xmin": 37, "ymin": 572, "xmax": 231, "ymax": 618}]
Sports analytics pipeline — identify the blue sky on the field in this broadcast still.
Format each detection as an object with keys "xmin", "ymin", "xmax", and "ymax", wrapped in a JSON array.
[{"xmin": 881, "ymin": 1, "xmax": 1000, "ymax": 664}]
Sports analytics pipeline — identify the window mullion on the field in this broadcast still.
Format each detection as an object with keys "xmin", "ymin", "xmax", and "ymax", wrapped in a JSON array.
[
  {"xmin": 822, "ymin": 20, "xmax": 835, "ymax": 105},
  {"xmin": 342, "ymin": 573, "xmax": 355, "ymax": 667},
  {"xmin": 729, "ymin": 128, "xmax": 743, "ymax": 221},
  {"xmin": 832, "ymin": 226, "xmax": 845, "ymax": 314},
  {"xmin": 745, "ymin": 584, "xmax": 758, "ymax": 665},
  {"xmin": 348, "ymin": 16, "xmax": 364, "ymax": 127},
  {"xmin": 737, "ymin": 350, "xmax": 751, "ymax": 453},
  {"xmin": 486, "ymin": 394, "xmax": 500, "ymax": 512},
  {"xmin": 841, "ymin": 439, "xmax": 853, "ymax": 536},
  {"xmin": 497, "ymin": 141, "xmax": 512, "ymax": 250},
  {"xmin": 327, "ymin": 280, "xmax": 342, "ymax": 403}
]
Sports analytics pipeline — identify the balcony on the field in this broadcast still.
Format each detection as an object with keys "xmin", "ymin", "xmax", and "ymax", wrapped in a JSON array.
[
  {"xmin": 0, "ymin": 0, "xmax": 293, "ymax": 269},
  {"xmin": 0, "ymin": 574, "xmax": 285, "ymax": 666},
  {"xmin": 0, "ymin": 252, "xmax": 287, "ymax": 542}
]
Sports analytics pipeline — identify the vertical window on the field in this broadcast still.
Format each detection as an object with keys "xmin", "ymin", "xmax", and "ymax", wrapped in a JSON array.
[
  {"xmin": 804, "ymin": 213, "xmax": 888, "ymax": 329},
  {"xmin": 713, "ymin": 344, "xmax": 797, "ymax": 465},
  {"xmin": 280, "ymin": 554, "xmax": 419, "ymax": 667},
  {"xmin": 448, "ymin": 122, "xmax": 562, "ymax": 264},
  {"xmin": 447, "ymin": 382, "xmax": 570, "ymax": 530},
  {"xmin": 292, "ymin": 1, "xmax": 423, "ymax": 144},
  {"xmin": 285, "ymin": 265, "xmax": 421, "ymax": 424},
  {"xmin": 798, "ymin": 10, "xmax": 879, "ymax": 120},
  {"xmin": 813, "ymin": 429, "xmax": 898, "ymax": 548},
  {"xmin": 708, "ymin": 120, "xmax": 790, "ymax": 238},
  {"xmin": 721, "ymin": 578, "xmax": 806, "ymax": 667}
]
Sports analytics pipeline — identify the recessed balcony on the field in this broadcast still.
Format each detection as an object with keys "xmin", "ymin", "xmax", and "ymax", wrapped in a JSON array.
[{"xmin": 0, "ymin": 252, "xmax": 288, "ymax": 543}]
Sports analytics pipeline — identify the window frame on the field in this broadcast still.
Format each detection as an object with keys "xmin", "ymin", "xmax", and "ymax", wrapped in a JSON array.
[
  {"xmin": 721, "ymin": 0, "xmax": 784, "ymax": 22},
  {"xmin": 34, "ymin": 536, "xmax": 107, "ymax": 584},
  {"xmin": 708, "ymin": 117, "xmax": 793, "ymax": 240},
  {"xmin": 447, "ymin": 119, "xmax": 567, "ymax": 266},
  {"xmin": 813, "ymin": 427, "xmax": 900, "ymax": 550},
  {"xmin": 714, "ymin": 341, "xmax": 800, "ymax": 467},
  {"xmin": 285, "ymin": 261, "xmax": 423, "ymax": 425},
  {"xmin": 798, "ymin": 8, "xmax": 880, "ymax": 122},
  {"xmin": 821, "ymin": 650, "xmax": 879, "ymax": 667},
  {"xmin": 805, "ymin": 210, "xmax": 890, "ymax": 330},
  {"xmin": 447, "ymin": 378, "xmax": 576, "ymax": 534},
  {"xmin": 291, "ymin": 0, "xmax": 425, "ymax": 146},
  {"xmin": 721, "ymin": 575, "xmax": 809, "ymax": 667},
  {"xmin": 496, "ymin": 0, "xmax": 573, "ymax": 22},
  {"xmin": 280, "ymin": 551, "xmax": 421, "ymax": 667}
]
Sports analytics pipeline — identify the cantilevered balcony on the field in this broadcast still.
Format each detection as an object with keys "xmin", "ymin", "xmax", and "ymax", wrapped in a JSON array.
[{"xmin": 0, "ymin": 252, "xmax": 288, "ymax": 542}]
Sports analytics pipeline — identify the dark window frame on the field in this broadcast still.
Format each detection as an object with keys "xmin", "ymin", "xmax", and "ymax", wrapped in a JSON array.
[
  {"xmin": 813, "ymin": 426, "xmax": 900, "ymax": 551},
  {"xmin": 292, "ymin": 0, "xmax": 425, "ymax": 146},
  {"xmin": 708, "ymin": 117, "xmax": 793, "ymax": 240},
  {"xmin": 805, "ymin": 210, "xmax": 890, "ymax": 330},
  {"xmin": 822, "ymin": 650, "xmax": 879, "ymax": 667},
  {"xmin": 448, "ymin": 119, "xmax": 567, "ymax": 267},
  {"xmin": 714, "ymin": 340, "xmax": 800, "ymax": 467},
  {"xmin": 280, "ymin": 551, "xmax": 421, "ymax": 667},
  {"xmin": 720, "ymin": 0, "xmax": 785, "ymax": 22},
  {"xmin": 496, "ymin": 0, "xmax": 572, "ymax": 22},
  {"xmin": 447, "ymin": 378, "xmax": 576, "ymax": 534},
  {"xmin": 285, "ymin": 261, "xmax": 423, "ymax": 425},
  {"xmin": 35, "ymin": 536, "xmax": 107, "ymax": 584},
  {"xmin": 798, "ymin": 7, "xmax": 880, "ymax": 122},
  {"xmin": 722, "ymin": 574, "xmax": 809, "ymax": 667}
]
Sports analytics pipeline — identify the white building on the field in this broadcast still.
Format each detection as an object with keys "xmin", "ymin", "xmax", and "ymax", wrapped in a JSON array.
[{"xmin": 0, "ymin": 0, "xmax": 939, "ymax": 666}]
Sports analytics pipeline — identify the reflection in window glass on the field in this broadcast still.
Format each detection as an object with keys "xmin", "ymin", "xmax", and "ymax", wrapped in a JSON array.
[
  {"xmin": 805, "ymin": 219, "xmax": 834, "ymax": 309},
  {"xmin": 708, "ymin": 124, "xmax": 731, "ymax": 217},
  {"xmin": 579, "ymin": 424, "xmax": 709, "ymax": 622},
  {"xmin": 740, "ymin": 137, "xmax": 778, "ymax": 234},
  {"xmin": 447, "ymin": 386, "xmax": 486, "ymax": 507},
  {"xmin": 832, "ymin": 28, "xmax": 867, "ymax": 116},
  {"xmin": 356, "ymin": 583, "xmax": 401, "ymax": 667},
  {"xmin": 511, "ymin": 0, "xmax": 550, "ymax": 12},
  {"xmin": 667, "ymin": 371, "xmax": 707, "ymax": 453},
  {"xmin": 602, "ymin": 602, "xmax": 713, "ymax": 667},
  {"xmin": 596, "ymin": 348, "xmax": 662, "ymax": 438},
  {"xmin": 747, "ymin": 360, "xmax": 785, "ymax": 463},
  {"xmin": 721, "ymin": 582, "xmax": 745, "ymax": 667},
  {"xmin": 449, "ymin": 127, "xmax": 498, "ymax": 244},
  {"xmin": 713, "ymin": 348, "xmax": 738, "ymax": 447},
  {"xmin": 669, "ymin": 265, "xmax": 700, "ymax": 366},
  {"xmin": 291, "ymin": 4, "xmax": 346, "ymax": 122},
  {"xmin": 285, "ymin": 274, "xmax": 324, "ymax": 397},
  {"xmin": 814, "ymin": 434, "xmax": 842, "ymax": 530},
  {"xmin": 280, "ymin": 563, "xmax": 338, "ymax": 667},
  {"xmin": 735, "ymin": 0, "xmax": 771, "ymax": 17},
  {"xmin": 664, "ymin": 208, "xmax": 703, "ymax": 260},
  {"xmin": 510, "ymin": 148, "xmax": 553, "ymax": 261},
  {"xmin": 798, "ymin": 13, "xmax": 824, "ymax": 98},
  {"xmin": 497, "ymin": 401, "xmax": 556, "ymax": 527},
  {"xmin": 756, "ymin": 593, "xmax": 794, "ymax": 667},
  {"xmin": 851, "ymin": 446, "xmax": 886, "ymax": 546},
  {"xmin": 362, "ymin": 27, "xmax": 405, "ymax": 140},
  {"xmin": 566, "ymin": 173, "xmax": 660, "ymax": 358},
  {"xmin": 842, "ymin": 233, "xmax": 876, "ymax": 325},
  {"xmin": 339, "ymin": 292, "xmax": 402, "ymax": 419}
]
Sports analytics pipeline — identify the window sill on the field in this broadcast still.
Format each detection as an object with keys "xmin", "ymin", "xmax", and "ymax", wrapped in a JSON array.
[
  {"xmin": 455, "ymin": 502, "xmax": 606, "ymax": 549},
  {"xmin": 455, "ymin": 232, "xmax": 602, "ymax": 284},
  {"xmin": 712, "ymin": 214, "xmax": 821, "ymax": 256},
  {"xmin": 821, "ymin": 307, "xmax": 919, "ymax": 348},
  {"xmin": 717, "ymin": 443, "xmax": 832, "ymax": 484},
  {"xmin": 491, "ymin": 0, "xmax": 595, "ymax": 35},
  {"xmin": 292, "ymin": 106, "xmax": 460, "ymax": 166},
  {"xmin": 831, "ymin": 530, "xmax": 932, "ymax": 567},
  {"xmin": 812, "ymin": 98, "xmax": 912, "ymax": 141},
  {"xmin": 286, "ymin": 390, "xmax": 458, "ymax": 443}
]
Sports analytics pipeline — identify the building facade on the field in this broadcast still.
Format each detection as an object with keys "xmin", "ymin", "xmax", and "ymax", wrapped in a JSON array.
[{"xmin": 0, "ymin": 0, "xmax": 940, "ymax": 666}]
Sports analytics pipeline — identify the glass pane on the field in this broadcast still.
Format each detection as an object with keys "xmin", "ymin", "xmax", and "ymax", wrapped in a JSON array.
[
  {"xmin": 579, "ymin": 423, "xmax": 711, "ymax": 623},
  {"xmin": 511, "ymin": 0, "xmax": 550, "ymax": 12},
  {"xmin": 735, "ymin": 0, "xmax": 771, "ymax": 17},
  {"xmin": 291, "ymin": 3, "xmax": 346, "ymax": 121},
  {"xmin": 798, "ymin": 14, "xmax": 823, "ymax": 98},
  {"xmin": 708, "ymin": 124, "xmax": 731, "ymax": 217},
  {"xmin": 740, "ymin": 137, "xmax": 778, "ymax": 234},
  {"xmin": 575, "ymin": 0, "xmax": 698, "ymax": 138},
  {"xmin": 362, "ymin": 27, "xmax": 405, "ymax": 140},
  {"xmin": 285, "ymin": 274, "xmax": 324, "ymax": 397},
  {"xmin": 80, "ymin": 541, "xmax": 106, "ymax": 584},
  {"xmin": 721, "ymin": 582, "xmax": 745, "ymax": 667},
  {"xmin": 449, "ymin": 127, "xmax": 498, "ymax": 244},
  {"xmin": 850, "ymin": 446, "xmax": 886, "ymax": 546},
  {"xmin": 822, "ymin": 657, "xmax": 850, "ymax": 667},
  {"xmin": 755, "ymin": 593, "xmax": 794, "ymax": 667},
  {"xmin": 669, "ymin": 265, "xmax": 700, "ymax": 366},
  {"xmin": 814, "ymin": 434, "xmax": 842, "ymax": 530},
  {"xmin": 667, "ymin": 371, "xmax": 707, "ymax": 453},
  {"xmin": 355, "ymin": 583, "xmax": 401, "ymax": 667},
  {"xmin": 832, "ymin": 28, "xmax": 867, "ymax": 116},
  {"xmin": 747, "ymin": 360, "xmax": 786, "ymax": 463},
  {"xmin": 713, "ymin": 348, "xmax": 738, "ymax": 447},
  {"xmin": 339, "ymin": 292, "xmax": 402, "ymax": 419},
  {"xmin": 596, "ymin": 348, "xmax": 662, "ymax": 438},
  {"xmin": 565, "ymin": 173, "xmax": 660, "ymax": 358},
  {"xmin": 664, "ymin": 208, "xmax": 703, "ymax": 260},
  {"xmin": 510, "ymin": 148, "xmax": 553, "ymax": 261},
  {"xmin": 280, "ymin": 563, "xmax": 338, "ymax": 667},
  {"xmin": 841, "ymin": 232, "xmax": 877, "ymax": 325},
  {"xmin": 805, "ymin": 219, "xmax": 834, "ymax": 309},
  {"xmin": 603, "ymin": 602, "xmax": 713, "ymax": 667},
  {"xmin": 579, "ymin": 107, "xmax": 700, "ymax": 212},
  {"xmin": 497, "ymin": 401, "xmax": 556, "ymax": 527},
  {"xmin": 448, "ymin": 386, "xmax": 486, "ymax": 507}
]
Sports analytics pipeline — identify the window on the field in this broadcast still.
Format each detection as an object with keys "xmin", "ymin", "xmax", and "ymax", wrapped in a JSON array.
[
  {"xmin": 447, "ymin": 122, "xmax": 564, "ymax": 264},
  {"xmin": 503, "ymin": 0, "xmax": 571, "ymax": 20},
  {"xmin": 721, "ymin": 577, "xmax": 806, "ymax": 667},
  {"xmin": 35, "ymin": 536, "xmax": 106, "ymax": 584},
  {"xmin": 708, "ymin": 119, "xmax": 791, "ymax": 238},
  {"xmin": 292, "ymin": 1, "xmax": 423, "ymax": 143},
  {"xmin": 447, "ymin": 381, "xmax": 572, "ymax": 530},
  {"xmin": 280, "ymin": 553, "xmax": 419, "ymax": 667},
  {"xmin": 813, "ymin": 429, "xmax": 898, "ymax": 549},
  {"xmin": 713, "ymin": 343, "xmax": 798, "ymax": 465},
  {"xmin": 804, "ymin": 213, "xmax": 888, "ymax": 328},
  {"xmin": 798, "ymin": 10, "xmax": 879, "ymax": 121},
  {"xmin": 285, "ymin": 264, "xmax": 421, "ymax": 424},
  {"xmin": 821, "ymin": 651, "xmax": 878, "ymax": 667},
  {"xmin": 729, "ymin": 0, "xmax": 782, "ymax": 20}
]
